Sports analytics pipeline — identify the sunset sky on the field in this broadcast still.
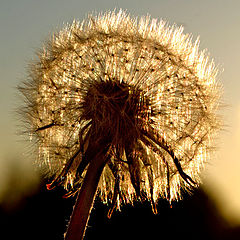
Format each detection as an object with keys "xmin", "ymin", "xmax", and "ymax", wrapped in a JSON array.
[{"xmin": 1, "ymin": 0, "xmax": 240, "ymax": 226}]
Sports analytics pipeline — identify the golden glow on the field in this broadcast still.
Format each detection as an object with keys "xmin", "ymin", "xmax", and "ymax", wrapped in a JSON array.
[{"xmin": 20, "ymin": 10, "xmax": 221, "ymax": 209}]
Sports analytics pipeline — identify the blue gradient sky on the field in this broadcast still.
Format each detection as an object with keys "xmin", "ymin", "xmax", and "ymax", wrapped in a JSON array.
[{"xmin": 1, "ymin": 0, "xmax": 240, "ymax": 224}]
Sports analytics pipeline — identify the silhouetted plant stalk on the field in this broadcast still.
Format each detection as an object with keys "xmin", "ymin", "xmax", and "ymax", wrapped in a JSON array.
[{"xmin": 19, "ymin": 10, "xmax": 222, "ymax": 240}]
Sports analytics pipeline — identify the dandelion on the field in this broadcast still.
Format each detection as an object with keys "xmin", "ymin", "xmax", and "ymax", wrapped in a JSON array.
[{"xmin": 19, "ymin": 10, "xmax": 221, "ymax": 240}]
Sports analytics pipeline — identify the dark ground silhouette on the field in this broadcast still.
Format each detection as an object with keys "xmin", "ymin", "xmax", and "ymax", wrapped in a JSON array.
[{"xmin": 1, "ymin": 180, "xmax": 240, "ymax": 240}]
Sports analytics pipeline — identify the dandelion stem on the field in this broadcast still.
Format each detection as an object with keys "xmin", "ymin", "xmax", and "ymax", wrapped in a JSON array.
[{"xmin": 64, "ymin": 142, "xmax": 110, "ymax": 240}]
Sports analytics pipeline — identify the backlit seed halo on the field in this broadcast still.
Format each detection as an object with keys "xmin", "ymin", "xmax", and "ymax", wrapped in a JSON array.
[{"xmin": 19, "ymin": 10, "xmax": 221, "ymax": 214}]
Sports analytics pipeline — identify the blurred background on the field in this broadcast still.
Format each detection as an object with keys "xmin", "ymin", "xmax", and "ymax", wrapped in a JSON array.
[{"xmin": 1, "ymin": 0, "xmax": 240, "ymax": 239}]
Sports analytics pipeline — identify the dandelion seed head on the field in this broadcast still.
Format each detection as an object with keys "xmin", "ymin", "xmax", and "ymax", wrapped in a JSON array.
[{"xmin": 19, "ymin": 10, "xmax": 221, "ymax": 212}]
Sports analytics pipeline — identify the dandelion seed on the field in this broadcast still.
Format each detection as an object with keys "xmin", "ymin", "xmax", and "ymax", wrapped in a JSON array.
[{"xmin": 19, "ymin": 10, "xmax": 222, "ymax": 240}]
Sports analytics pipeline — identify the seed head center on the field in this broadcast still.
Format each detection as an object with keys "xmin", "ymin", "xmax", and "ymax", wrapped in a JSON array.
[{"xmin": 82, "ymin": 80, "xmax": 146, "ymax": 147}]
